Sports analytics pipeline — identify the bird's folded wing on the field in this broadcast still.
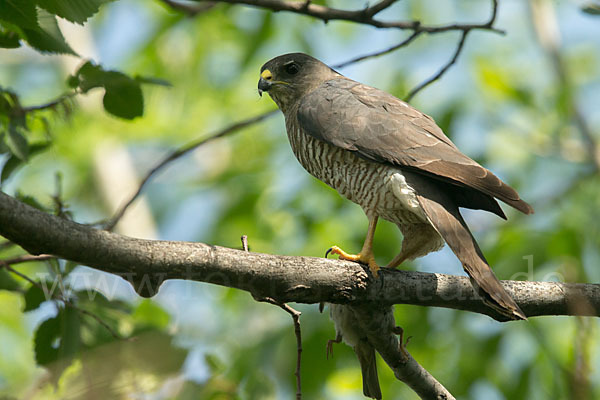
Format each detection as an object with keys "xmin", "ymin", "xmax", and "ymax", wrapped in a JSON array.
[
  {"xmin": 297, "ymin": 78, "xmax": 533, "ymax": 215},
  {"xmin": 403, "ymin": 171, "xmax": 527, "ymax": 320}
]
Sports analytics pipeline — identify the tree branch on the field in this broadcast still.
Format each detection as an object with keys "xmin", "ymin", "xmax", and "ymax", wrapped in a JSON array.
[
  {"xmin": 20, "ymin": 91, "xmax": 77, "ymax": 114},
  {"xmin": 2, "ymin": 189, "xmax": 597, "ymax": 399},
  {"xmin": 258, "ymin": 297, "xmax": 303, "ymax": 399},
  {"xmin": 350, "ymin": 305, "xmax": 456, "ymax": 399},
  {"xmin": 1, "ymin": 190, "xmax": 598, "ymax": 319},
  {"xmin": 182, "ymin": 0, "xmax": 504, "ymax": 34},
  {"xmin": 332, "ymin": 30, "xmax": 422, "ymax": 69},
  {"xmin": 404, "ymin": 30, "xmax": 468, "ymax": 102}
]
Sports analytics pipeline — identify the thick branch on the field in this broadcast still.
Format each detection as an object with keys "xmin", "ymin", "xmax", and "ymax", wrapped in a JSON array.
[
  {"xmin": 1, "ymin": 191, "xmax": 598, "ymax": 319},
  {"xmin": 350, "ymin": 305, "xmax": 456, "ymax": 399}
]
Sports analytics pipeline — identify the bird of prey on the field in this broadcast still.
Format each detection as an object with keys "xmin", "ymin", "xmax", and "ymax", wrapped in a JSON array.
[{"xmin": 258, "ymin": 52, "xmax": 532, "ymax": 397}]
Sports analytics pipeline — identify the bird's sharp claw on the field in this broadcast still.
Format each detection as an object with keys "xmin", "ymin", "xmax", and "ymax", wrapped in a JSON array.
[
  {"xmin": 326, "ymin": 341, "xmax": 334, "ymax": 359},
  {"xmin": 325, "ymin": 247, "xmax": 334, "ymax": 258},
  {"xmin": 326, "ymin": 335, "xmax": 342, "ymax": 360},
  {"xmin": 326, "ymin": 246, "xmax": 381, "ymax": 277}
]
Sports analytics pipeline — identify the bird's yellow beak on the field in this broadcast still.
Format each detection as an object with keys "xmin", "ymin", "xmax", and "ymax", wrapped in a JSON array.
[{"xmin": 258, "ymin": 69, "xmax": 273, "ymax": 96}]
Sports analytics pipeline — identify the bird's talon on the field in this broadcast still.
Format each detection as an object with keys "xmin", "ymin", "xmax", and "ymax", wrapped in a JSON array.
[
  {"xmin": 327, "ymin": 245, "xmax": 380, "ymax": 277},
  {"xmin": 326, "ymin": 334, "xmax": 342, "ymax": 360},
  {"xmin": 326, "ymin": 341, "xmax": 334, "ymax": 359},
  {"xmin": 393, "ymin": 326, "xmax": 410, "ymax": 358}
]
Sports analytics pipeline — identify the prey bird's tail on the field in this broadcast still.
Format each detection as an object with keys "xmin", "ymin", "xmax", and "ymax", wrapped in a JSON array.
[
  {"xmin": 406, "ymin": 173, "xmax": 527, "ymax": 320},
  {"xmin": 355, "ymin": 339, "xmax": 382, "ymax": 400}
]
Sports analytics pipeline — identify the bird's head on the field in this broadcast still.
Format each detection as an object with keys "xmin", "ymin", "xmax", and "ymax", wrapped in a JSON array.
[{"xmin": 258, "ymin": 53, "xmax": 339, "ymax": 112}]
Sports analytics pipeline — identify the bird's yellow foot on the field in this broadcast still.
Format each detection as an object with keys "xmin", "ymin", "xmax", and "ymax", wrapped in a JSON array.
[{"xmin": 325, "ymin": 246, "xmax": 380, "ymax": 277}]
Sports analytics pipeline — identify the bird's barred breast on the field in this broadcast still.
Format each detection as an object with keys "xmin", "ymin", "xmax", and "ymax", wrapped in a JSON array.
[{"xmin": 286, "ymin": 124, "xmax": 427, "ymax": 225}]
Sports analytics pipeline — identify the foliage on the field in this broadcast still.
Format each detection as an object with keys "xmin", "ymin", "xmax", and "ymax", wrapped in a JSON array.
[{"xmin": 0, "ymin": 0, "xmax": 599, "ymax": 399}]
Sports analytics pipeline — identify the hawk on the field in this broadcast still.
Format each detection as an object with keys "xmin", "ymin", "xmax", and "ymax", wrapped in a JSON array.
[{"xmin": 258, "ymin": 53, "xmax": 532, "ymax": 397}]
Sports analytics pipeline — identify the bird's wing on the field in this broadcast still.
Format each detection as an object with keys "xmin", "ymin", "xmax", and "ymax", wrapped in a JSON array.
[
  {"xmin": 402, "ymin": 170, "xmax": 527, "ymax": 320},
  {"xmin": 297, "ymin": 78, "xmax": 533, "ymax": 215}
]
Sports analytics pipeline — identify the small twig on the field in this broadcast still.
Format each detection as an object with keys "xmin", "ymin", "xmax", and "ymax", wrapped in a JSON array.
[
  {"xmin": 363, "ymin": 0, "xmax": 398, "ymax": 17},
  {"xmin": 0, "ymin": 255, "xmax": 122, "ymax": 340},
  {"xmin": 68, "ymin": 301, "xmax": 123, "ymax": 340},
  {"xmin": 404, "ymin": 29, "xmax": 468, "ymax": 102},
  {"xmin": 0, "ymin": 254, "xmax": 55, "ymax": 266},
  {"xmin": 103, "ymin": 109, "xmax": 277, "ymax": 231},
  {"xmin": 21, "ymin": 91, "xmax": 77, "ymax": 114},
  {"xmin": 333, "ymin": 30, "xmax": 422, "ymax": 69},
  {"xmin": 257, "ymin": 296, "xmax": 303, "ymax": 400},
  {"xmin": 244, "ymin": 235, "xmax": 301, "ymax": 397}
]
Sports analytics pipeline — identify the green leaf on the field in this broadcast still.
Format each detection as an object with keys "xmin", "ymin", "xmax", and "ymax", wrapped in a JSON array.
[
  {"xmin": 132, "ymin": 299, "xmax": 170, "ymax": 329},
  {"xmin": 0, "ymin": 27, "xmax": 20, "ymax": 48},
  {"xmin": 35, "ymin": 315, "xmax": 60, "ymax": 365},
  {"xmin": 0, "ymin": 268, "xmax": 21, "ymax": 291},
  {"xmin": 66, "ymin": 74, "xmax": 79, "ymax": 89},
  {"xmin": 60, "ymin": 306, "xmax": 80, "ymax": 358},
  {"xmin": 0, "ymin": 87, "xmax": 20, "ymax": 114},
  {"xmin": 103, "ymin": 77, "xmax": 143, "ymax": 119},
  {"xmin": 15, "ymin": 190, "xmax": 49, "ymax": 211},
  {"xmin": 0, "ymin": 0, "xmax": 39, "ymax": 30},
  {"xmin": 37, "ymin": 0, "xmax": 115, "ymax": 25},
  {"xmin": 6, "ymin": 123, "xmax": 28, "ymax": 160},
  {"xmin": 0, "ymin": 132, "xmax": 8, "ymax": 154},
  {"xmin": 205, "ymin": 353, "xmax": 226, "ymax": 374},
  {"xmin": 73, "ymin": 61, "xmax": 107, "ymax": 92},
  {"xmin": 73, "ymin": 62, "xmax": 145, "ymax": 119},
  {"xmin": 23, "ymin": 8, "xmax": 76, "ymax": 55},
  {"xmin": 1, "ymin": 155, "xmax": 23, "ymax": 182},
  {"xmin": 34, "ymin": 307, "xmax": 80, "ymax": 366},
  {"xmin": 1, "ymin": 142, "xmax": 50, "ymax": 182},
  {"xmin": 24, "ymin": 284, "xmax": 49, "ymax": 312}
]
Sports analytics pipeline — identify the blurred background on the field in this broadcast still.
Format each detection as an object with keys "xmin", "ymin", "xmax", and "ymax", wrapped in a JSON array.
[{"xmin": 1, "ymin": 0, "xmax": 599, "ymax": 399}]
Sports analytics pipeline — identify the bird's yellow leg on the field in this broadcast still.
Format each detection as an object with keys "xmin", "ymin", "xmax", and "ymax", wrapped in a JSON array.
[{"xmin": 326, "ymin": 216, "xmax": 380, "ymax": 276}]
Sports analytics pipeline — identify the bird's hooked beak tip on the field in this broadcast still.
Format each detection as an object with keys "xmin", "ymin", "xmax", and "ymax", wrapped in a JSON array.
[
  {"xmin": 258, "ymin": 69, "xmax": 273, "ymax": 97},
  {"xmin": 258, "ymin": 78, "xmax": 272, "ymax": 96}
]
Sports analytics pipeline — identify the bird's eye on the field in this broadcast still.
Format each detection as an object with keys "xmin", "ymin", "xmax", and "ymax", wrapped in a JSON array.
[{"xmin": 284, "ymin": 63, "xmax": 300, "ymax": 75}]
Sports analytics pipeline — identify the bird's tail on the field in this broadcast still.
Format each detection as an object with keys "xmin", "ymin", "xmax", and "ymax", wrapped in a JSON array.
[
  {"xmin": 406, "ymin": 174, "xmax": 526, "ymax": 320},
  {"xmin": 355, "ymin": 339, "xmax": 382, "ymax": 400}
]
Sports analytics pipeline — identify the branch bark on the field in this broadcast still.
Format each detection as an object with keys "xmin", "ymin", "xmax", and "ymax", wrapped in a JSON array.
[{"xmin": 1, "ymin": 190, "xmax": 598, "ymax": 319}]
